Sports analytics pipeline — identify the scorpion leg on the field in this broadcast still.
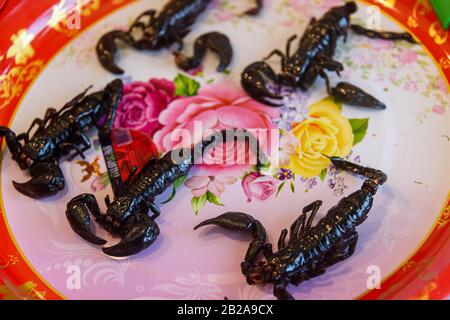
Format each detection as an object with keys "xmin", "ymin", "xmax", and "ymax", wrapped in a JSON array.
[
  {"xmin": 286, "ymin": 34, "xmax": 298, "ymax": 59},
  {"xmin": 131, "ymin": 9, "xmax": 156, "ymax": 27},
  {"xmin": 300, "ymin": 56, "xmax": 343, "ymax": 91},
  {"xmin": 66, "ymin": 131, "xmax": 91, "ymax": 162},
  {"xmin": 263, "ymin": 49, "xmax": 286, "ymax": 69},
  {"xmin": 25, "ymin": 108, "xmax": 57, "ymax": 138},
  {"xmin": 263, "ymin": 243, "xmax": 273, "ymax": 259},
  {"xmin": 274, "ymin": 282, "xmax": 294, "ymax": 300},
  {"xmin": 13, "ymin": 160, "xmax": 65, "ymax": 199},
  {"xmin": 289, "ymin": 200, "xmax": 322, "ymax": 241},
  {"xmin": 66, "ymin": 194, "xmax": 107, "ymax": 245},
  {"xmin": 59, "ymin": 142, "xmax": 87, "ymax": 161},
  {"xmin": 102, "ymin": 213, "xmax": 160, "ymax": 257},
  {"xmin": 241, "ymin": 61, "xmax": 283, "ymax": 107},
  {"xmin": 96, "ymin": 30, "xmax": 135, "ymax": 74},
  {"xmin": 194, "ymin": 212, "xmax": 267, "ymax": 276},
  {"xmin": 264, "ymin": 49, "xmax": 286, "ymax": 61},
  {"xmin": 303, "ymin": 200, "xmax": 323, "ymax": 234},
  {"xmin": 325, "ymin": 232, "xmax": 359, "ymax": 267}
]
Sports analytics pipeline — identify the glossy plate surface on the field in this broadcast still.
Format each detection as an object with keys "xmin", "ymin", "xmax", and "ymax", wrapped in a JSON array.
[{"xmin": 0, "ymin": 0, "xmax": 449, "ymax": 300}]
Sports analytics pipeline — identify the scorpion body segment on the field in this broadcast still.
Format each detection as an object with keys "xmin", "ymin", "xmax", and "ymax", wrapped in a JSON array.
[
  {"xmin": 351, "ymin": 25, "xmax": 417, "ymax": 44},
  {"xmin": 174, "ymin": 32, "xmax": 233, "ymax": 73},
  {"xmin": 0, "ymin": 80, "xmax": 123, "ymax": 199},
  {"xmin": 241, "ymin": 1, "xmax": 412, "ymax": 109},
  {"xmin": 195, "ymin": 158, "xmax": 387, "ymax": 300},
  {"xmin": 66, "ymin": 129, "xmax": 265, "ymax": 257}
]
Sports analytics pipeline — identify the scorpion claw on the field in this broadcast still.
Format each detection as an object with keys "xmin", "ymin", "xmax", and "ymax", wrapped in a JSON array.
[
  {"xmin": 241, "ymin": 62, "xmax": 283, "ymax": 107},
  {"xmin": 242, "ymin": 73, "xmax": 283, "ymax": 107},
  {"xmin": 13, "ymin": 161, "xmax": 64, "ymax": 199},
  {"xmin": 195, "ymin": 212, "xmax": 267, "ymax": 244},
  {"xmin": 331, "ymin": 82, "xmax": 386, "ymax": 110},
  {"xmin": 102, "ymin": 213, "xmax": 160, "ymax": 257},
  {"xmin": 96, "ymin": 30, "xmax": 134, "ymax": 75},
  {"xmin": 66, "ymin": 194, "xmax": 107, "ymax": 246}
]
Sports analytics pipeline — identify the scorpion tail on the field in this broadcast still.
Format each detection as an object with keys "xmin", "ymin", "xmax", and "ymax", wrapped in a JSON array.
[
  {"xmin": 96, "ymin": 30, "xmax": 134, "ymax": 75},
  {"xmin": 95, "ymin": 79, "xmax": 124, "ymax": 134},
  {"xmin": 66, "ymin": 194, "xmax": 107, "ymax": 246},
  {"xmin": 174, "ymin": 32, "xmax": 233, "ymax": 73},
  {"xmin": 241, "ymin": 62, "xmax": 283, "ymax": 107},
  {"xmin": 328, "ymin": 157, "xmax": 388, "ymax": 186},
  {"xmin": 13, "ymin": 161, "xmax": 65, "ymax": 199},
  {"xmin": 194, "ymin": 212, "xmax": 266, "ymax": 242},
  {"xmin": 330, "ymin": 82, "xmax": 386, "ymax": 110},
  {"xmin": 195, "ymin": 212, "xmax": 267, "ymax": 276},
  {"xmin": 102, "ymin": 213, "xmax": 160, "ymax": 257}
]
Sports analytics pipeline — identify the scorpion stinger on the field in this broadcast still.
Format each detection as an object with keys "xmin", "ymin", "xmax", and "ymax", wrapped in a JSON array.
[
  {"xmin": 195, "ymin": 158, "xmax": 388, "ymax": 300},
  {"xmin": 319, "ymin": 71, "xmax": 387, "ymax": 110}
]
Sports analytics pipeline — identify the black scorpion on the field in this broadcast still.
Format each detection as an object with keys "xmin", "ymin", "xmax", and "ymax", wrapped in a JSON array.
[
  {"xmin": 97, "ymin": 0, "xmax": 261, "ymax": 75},
  {"xmin": 66, "ymin": 129, "xmax": 266, "ymax": 257},
  {"xmin": 241, "ymin": 1, "xmax": 414, "ymax": 107},
  {"xmin": 195, "ymin": 157, "xmax": 387, "ymax": 300},
  {"xmin": 0, "ymin": 80, "xmax": 123, "ymax": 199}
]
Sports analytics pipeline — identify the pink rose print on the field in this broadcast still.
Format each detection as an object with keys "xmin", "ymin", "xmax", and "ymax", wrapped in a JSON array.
[
  {"xmin": 436, "ymin": 78, "xmax": 448, "ymax": 95},
  {"xmin": 114, "ymin": 79, "xmax": 176, "ymax": 137},
  {"xmin": 370, "ymin": 39, "xmax": 395, "ymax": 52},
  {"xmin": 396, "ymin": 50, "xmax": 418, "ymax": 65},
  {"xmin": 91, "ymin": 174, "xmax": 108, "ymax": 192},
  {"xmin": 404, "ymin": 80, "xmax": 418, "ymax": 92},
  {"xmin": 432, "ymin": 105, "xmax": 445, "ymax": 115},
  {"xmin": 242, "ymin": 172, "xmax": 278, "ymax": 202},
  {"xmin": 215, "ymin": 11, "xmax": 234, "ymax": 22},
  {"xmin": 185, "ymin": 176, "xmax": 237, "ymax": 197},
  {"xmin": 353, "ymin": 48, "xmax": 375, "ymax": 66},
  {"xmin": 154, "ymin": 81, "xmax": 280, "ymax": 176}
]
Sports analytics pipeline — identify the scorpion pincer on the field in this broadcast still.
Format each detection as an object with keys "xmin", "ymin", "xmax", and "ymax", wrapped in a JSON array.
[
  {"xmin": 0, "ymin": 80, "xmax": 123, "ymax": 199},
  {"xmin": 195, "ymin": 158, "xmax": 387, "ymax": 300},
  {"xmin": 241, "ymin": 1, "xmax": 414, "ymax": 108},
  {"xmin": 173, "ymin": 32, "xmax": 233, "ymax": 73},
  {"xmin": 66, "ymin": 129, "xmax": 266, "ymax": 257},
  {"xmin": 97, "ymin": 0, "xmax": 262, "ymax": 75}
]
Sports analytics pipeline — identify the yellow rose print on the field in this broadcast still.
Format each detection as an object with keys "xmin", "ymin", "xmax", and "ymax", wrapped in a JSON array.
[{"xmin": 287, "ymin": 98, "xmax": 354, "ymax": 178}]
